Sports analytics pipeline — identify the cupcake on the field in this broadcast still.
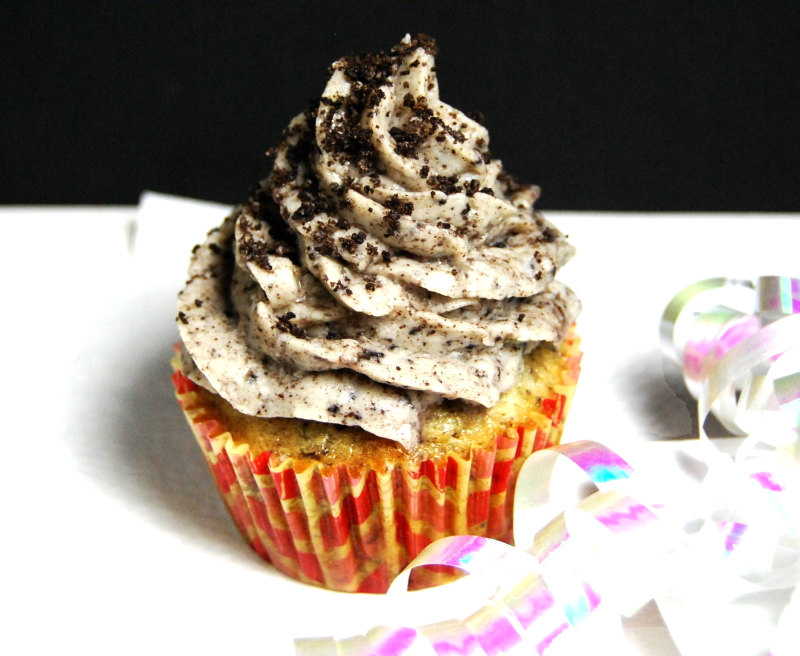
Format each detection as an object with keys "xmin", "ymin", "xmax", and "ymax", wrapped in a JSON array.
[{"xmin": 173, "ymin": 34, "xmax": 581, "ymax": 593}]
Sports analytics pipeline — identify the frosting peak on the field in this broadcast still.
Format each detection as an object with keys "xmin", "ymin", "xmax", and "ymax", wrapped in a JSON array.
[{"xmin": 177, "ymin": 35, "xmax": 580, "ymax": 449}]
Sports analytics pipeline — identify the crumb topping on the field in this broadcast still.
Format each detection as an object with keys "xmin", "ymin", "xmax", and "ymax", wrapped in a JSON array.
[{"xmin": 177, "ymin": 34, "xmax": 580, "ymax": 449}]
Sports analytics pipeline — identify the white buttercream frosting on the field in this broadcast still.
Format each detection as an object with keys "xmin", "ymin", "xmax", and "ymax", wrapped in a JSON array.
[{"xmin": 177, "ymin": 35, "xmax": 580, "ymax": 449}]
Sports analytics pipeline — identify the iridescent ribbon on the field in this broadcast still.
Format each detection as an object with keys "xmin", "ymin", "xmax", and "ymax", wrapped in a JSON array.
[
  {"xmin": 295, "ymin": 441, "xmax": 673, "ymax": 655},
  {"xmin": 660, "ymin": 277, "xmax": 800, "ymax": 563},
  {"xmin": 658, "ymin": 276, "xmax": 800, "ymax": 654},
  {"xmin": 661, "ymin": 276, "xmax": 800, "ymax": 451},
  {"xmin": 295, "ymin": 276, "xmax": 800, "ymax": 656}
]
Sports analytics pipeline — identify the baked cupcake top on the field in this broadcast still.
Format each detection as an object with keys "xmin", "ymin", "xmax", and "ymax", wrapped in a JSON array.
[{"xmin": 177, "ymin": 35, "xmax": 580, "ymax": 449}]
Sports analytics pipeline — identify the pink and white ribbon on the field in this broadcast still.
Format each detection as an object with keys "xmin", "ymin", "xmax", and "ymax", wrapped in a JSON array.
[
  {"xmin": 296, "ymin": 276, "xmax": 800, "ymax": 656},
  {"xmin": 296, "ymin": 441, "xmax": 676, "ymax": 656},
  {"xmin": 656, "ymin": 277, "xmax": 800, "ymax": 655}
]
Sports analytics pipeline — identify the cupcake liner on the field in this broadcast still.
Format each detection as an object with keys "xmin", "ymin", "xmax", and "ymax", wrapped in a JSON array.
[{"xmin": 172, "ymin": 332, "xmax": 581, "ymax": 593}]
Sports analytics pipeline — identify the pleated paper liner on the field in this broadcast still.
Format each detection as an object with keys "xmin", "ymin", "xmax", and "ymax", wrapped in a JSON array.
[{"xmin": 171, "ymin": 330, "xmax": 581, "ymax": 593}]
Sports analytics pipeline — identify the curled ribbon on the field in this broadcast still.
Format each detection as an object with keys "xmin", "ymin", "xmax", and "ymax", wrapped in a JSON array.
[
  {"xmin": 661, "ymin": 276, "xmax": 800, "ymax": 580},
  {"xmin": 296, "ymin": 441, "xmax": 675, "ymax": 656},
  {"xmin": 656, "ymin": 276, "xmax": 800, "ymax": 655},
  {"xmin": 296, "ymin": 276, "xmax": 800, "ymax": 656},
  {"xmin": 661, "ymin": 276, "xmax": 800, "ymax": 453}
]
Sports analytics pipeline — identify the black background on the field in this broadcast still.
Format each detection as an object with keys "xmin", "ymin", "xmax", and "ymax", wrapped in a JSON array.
[{"xmin": 2, "ymin": 1, "xmax": 799, "ymax": 210}]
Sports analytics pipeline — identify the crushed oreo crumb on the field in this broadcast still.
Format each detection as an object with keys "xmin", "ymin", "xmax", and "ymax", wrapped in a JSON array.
[
  {"xmin": 383, "ymin": 210, "xmax": 401, "ymax": 237},
  {"xmin": 276, "ymin": 311, "xmax": 307, "ymax": 339},
  {"xmin": 426, "ymin": 174, "xmax": 462, "ymax": 195},
  {"xmin": 358, "ymin": 349, "xmax": 385, "ymax": 361},
  {"xmin": 464, "ymin": 179, "xmax": 480, "ymax": 196},
  {"xmin": 384, "ymin": 194, "xmax": 414, "ymax": 215}
]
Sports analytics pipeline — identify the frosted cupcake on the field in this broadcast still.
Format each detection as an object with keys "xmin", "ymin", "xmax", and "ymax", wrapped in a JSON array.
[{"xmin": 173, "ymin": 34, "xmax": 581, "ymax": 592}]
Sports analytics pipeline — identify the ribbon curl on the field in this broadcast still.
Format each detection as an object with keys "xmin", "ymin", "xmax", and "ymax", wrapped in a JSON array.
[
  {"xmin": 296, "ymin": 441, "xmax": 674, "ymax": 656},
  {"xmin": 296, "ymin": 276, "xmax": 800, "ymax": 656}
]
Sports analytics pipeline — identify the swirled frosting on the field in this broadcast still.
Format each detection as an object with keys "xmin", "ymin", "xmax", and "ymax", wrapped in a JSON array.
[{"xmin": 177, "ymin": 35, "xmax": 580, "ymax": 449}]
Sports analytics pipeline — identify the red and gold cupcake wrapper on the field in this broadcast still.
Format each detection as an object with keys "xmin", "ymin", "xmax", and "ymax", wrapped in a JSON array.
[{"xmin": 172, "ymin": 335, "xmax": 581, "ymax": 593}]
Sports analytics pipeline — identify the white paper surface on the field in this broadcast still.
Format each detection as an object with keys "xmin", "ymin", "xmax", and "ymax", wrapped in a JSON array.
[{"xmin": 3, "ymin": 197, "xmax": 799, "ymax": 655}]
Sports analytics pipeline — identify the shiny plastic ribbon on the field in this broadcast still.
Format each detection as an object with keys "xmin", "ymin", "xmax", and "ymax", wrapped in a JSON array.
[
  {"xmin": 295, "ymin": 440, "xmax": 675, "ymax": 656},
  {"xmin": 661, "ymin": 276, "xmax": 800, "ymax": 452},
  {"xmin": 658, "ymin": 276, "xmax": 800, "ymax": 654},
  {"xmin": 660, "ymin": 277, "xmax": 800, "ymax": 574},
  {"xmin": 295, "ymin": 276, "xmax": 800, "ymax": 656}
]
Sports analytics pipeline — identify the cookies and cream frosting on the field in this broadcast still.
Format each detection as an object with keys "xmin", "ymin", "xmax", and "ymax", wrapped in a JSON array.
[{"xmin": 176, "ymin": 35, "xmax": 580, "ymax": 449}]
